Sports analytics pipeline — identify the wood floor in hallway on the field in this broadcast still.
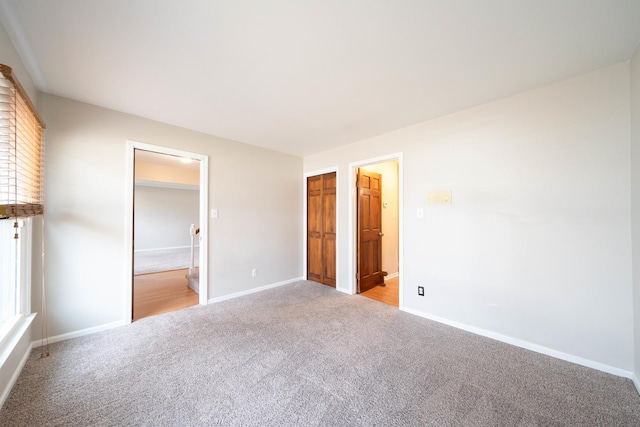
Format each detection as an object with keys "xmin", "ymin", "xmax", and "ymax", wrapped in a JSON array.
[
  {"xmin": 360, "ymin": 276, "xmax": 399, "ymax": 307},
  {"xmin": 133, "ymin": 268, "xmax": 198, "ymax": 321}
]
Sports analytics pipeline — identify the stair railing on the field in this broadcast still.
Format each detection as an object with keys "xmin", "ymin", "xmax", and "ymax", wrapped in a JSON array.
[{"xmin": 189, "ymin": 224, "xmax": 199, "ymax": 276}]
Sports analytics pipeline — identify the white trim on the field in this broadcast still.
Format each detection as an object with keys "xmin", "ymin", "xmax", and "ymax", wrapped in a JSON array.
[
  {"xmin": 348, "ymin": 153, "xmax": 404, "ymax": 308},
  {"xmin": 31, "ymin": 320, "xmax": 126, "ymax": 348},
  {"xmin": 208, "ymin": 277, "xmax": 303, "ymax": 304},
  {"xmin": 125, "ymin": 140, "xmax": 210, "ymax": 324},
  {"xmin": 336, "ymin": 286, "xmax": 354, "ymax": 295},
  {"xmin": 303, "ymin": 167, "xmax": 339, "ymax": 286},
  {"xmin": 402, "ymin": 306, "xmax": 634, "ymax": 379},
  {"xmin": 124, "ymin": 143, "xmax": 135, "ymax": 323},
  {"xmin": 0, "ymin": 316, "xmax": 20, "ymax": 349},
  {"xmin": 19, "ymin": 218, "xmax": 33, "ymax": 317},
  {"xmin": 198, "ymin": 155, "xmax": 209, "ymax": 305},
  {"xmin": 135, "ymin": 179, "xmax": 199, "ymax": 191},
  {"xmin": 134, "ymin": 245, "xmax": 199, "ymax": 254},
  {"xmin": 0, "ymin": 314, "xmax": 35, "ymax": 372},
  {"xmin": 385, "ymin": 272, "xmax": 399, "ymax": 280},
  {"xmin": 0, "ymin": 340, "xmax": 32, "ymax": 411},
  {"xmin": 633, "ymin": 374, "xmax": 640, "ymax": 396}
]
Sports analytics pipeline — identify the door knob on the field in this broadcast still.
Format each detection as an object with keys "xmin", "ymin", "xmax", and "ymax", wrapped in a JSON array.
[{"xmin": 379, "ymin": 232, "xmax": 384, "ymax": 237}]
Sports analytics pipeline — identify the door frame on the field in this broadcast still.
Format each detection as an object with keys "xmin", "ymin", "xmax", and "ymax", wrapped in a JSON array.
[
  {"xmin": 303, "ymin": 167, "xmax": 339, "ymax": 288},
  {"xmin": 348, "ymin": 153, "xmax": 403, "ymax": 308},
  {"xmin": 124, "ymin": 140, "xmax": 209, "ymax": 324}
]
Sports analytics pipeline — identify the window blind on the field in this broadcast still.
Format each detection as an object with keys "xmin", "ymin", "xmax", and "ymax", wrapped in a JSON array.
[{"xmin": 0, "ymin": 64, "xmax": 45, "ymax": 224}]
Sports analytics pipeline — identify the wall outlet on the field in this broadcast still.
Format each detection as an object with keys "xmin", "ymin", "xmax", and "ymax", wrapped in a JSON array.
[
  {"xmin": 418, "ymin": 286, "xmax": 424, "ymax": 296},
  {"xmin": 252, "ymin": 268, "xmax": 258, "ymax": 277}
]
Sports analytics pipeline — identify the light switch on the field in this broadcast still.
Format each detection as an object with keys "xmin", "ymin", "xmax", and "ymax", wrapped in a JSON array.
[
  {"xmin": 417, "ymin": 208, "xmax": 424, "ymax": 219},
  {"xmin": 211, "ymin": 208, "xmax": 219, "ymax": 219}
]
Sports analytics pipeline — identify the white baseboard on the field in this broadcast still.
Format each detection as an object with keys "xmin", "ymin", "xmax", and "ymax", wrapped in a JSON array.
[
  {"xmin": 385, "ymin": 272, "xmax": 399, "ymax": 280},
  {"xmin": 208, "ymin": 277, "xmax": 304, "ymax": 304},
  {"xmin": 336, "ymin": 286, "xmax": 355, "ymax": 295},
  {"xmin": 402, "ymin": 306, "xmax": 634, "ymax": 380},
  {"xmin": 632, "ymin": 374, "xmax": 640, "ymax": 396},
  {"xmin": 31, "ymin": 320, "xmax": 126, "ymax": 348},
  {"xmin": 134, "ymin": 245, "xmax": 196, "ymax": 253},
  {"xmin": 0, "ymin": 341, "xmax": 32, "ymax": 410},
  {"xmin": 0, "ymin": 314, "xmax": 35, "ymax": 410}
]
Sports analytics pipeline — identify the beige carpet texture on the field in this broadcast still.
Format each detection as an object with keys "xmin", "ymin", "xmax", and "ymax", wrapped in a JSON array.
[{"xmin": 2, "ymin": 281, "xmax": 639, "ymax": 426}]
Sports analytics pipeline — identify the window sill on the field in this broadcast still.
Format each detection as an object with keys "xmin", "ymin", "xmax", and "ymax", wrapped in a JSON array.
[{"xmin": 0, "ymin": 313, "xmax": 36, "ymax": 370}]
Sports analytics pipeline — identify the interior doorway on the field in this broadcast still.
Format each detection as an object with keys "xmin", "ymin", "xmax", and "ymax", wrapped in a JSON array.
[
  {"xmin": 351, "ymin": 156, "xmax": 401, "ymax": 307},
  {"xmin": 132, "ymin": 150, "xmax": 200, "ymax": 320},
  {"xmin": 124, "ymin": 141, "xmax": 209, "ymax": 324}
]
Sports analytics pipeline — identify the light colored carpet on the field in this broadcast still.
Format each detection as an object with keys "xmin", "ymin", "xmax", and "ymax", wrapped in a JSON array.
[
  {"xmin": 2, "ymin": 281, "xmax": 639, "ymax": 426},
  {"xmin": 134, "ymin": 247, "xmax": 199, "ymax": 275}
]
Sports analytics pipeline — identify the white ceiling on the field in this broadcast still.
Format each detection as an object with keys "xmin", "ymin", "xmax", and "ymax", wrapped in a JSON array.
[{"xmin": 2, "ymin": 1, "xmax": 640, "ymax": 157}]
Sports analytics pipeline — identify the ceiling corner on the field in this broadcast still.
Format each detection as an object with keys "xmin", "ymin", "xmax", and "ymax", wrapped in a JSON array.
[{"xmin": 0, "ymin": 0, "xmax": 48, "ymax": 91}]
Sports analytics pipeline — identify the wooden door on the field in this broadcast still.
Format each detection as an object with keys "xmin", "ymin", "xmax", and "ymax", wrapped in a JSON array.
[
  {"xmin": 307, "ymin": 172, "xmax": 336, "ymax": 287},
  {"xmin": 357, "ymin": 169, "xmax": 383, "ymax": 293}
]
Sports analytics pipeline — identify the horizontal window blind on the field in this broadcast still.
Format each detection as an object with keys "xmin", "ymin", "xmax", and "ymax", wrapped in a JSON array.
[{"xmin": 0, "ymin": 64, "xmax": 45, "ymax": 224}]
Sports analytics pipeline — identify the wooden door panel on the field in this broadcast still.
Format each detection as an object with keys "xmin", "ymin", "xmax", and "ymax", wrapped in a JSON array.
[
  {"xmin": 308, "ymin": 175, "xmax": 322, "ymax": 191},
  {"xmin": 308, "ymin": 199, "xmax": 321, "ymax": 233},
  {"xmin": 308, "ymin": 236, "xmax": 322, "ymax": 281},
  {"xmin": 323, "ymin": 173, "xmax": 336, "ymax": 191},
  {"xmin": 322, "ymin": 235, "xmax": 336, "ymax": 286},
  {"xmin": 371, "ymin": 193, "xmax": 380, "ymax": 230},
  {"xmin": 307, "ymin": 172, "xmax": 336, "ymax": 287},
  {"xmin": 361, "ymin": 193, "xmax": 370, "ymax": 231},
  {"xmin": 322, "ymin": 193, "xmax": 335, "ymax": 234},
  {"xmin": 358, "ymin": 169, "xmax": 383, "ymax": 293}
]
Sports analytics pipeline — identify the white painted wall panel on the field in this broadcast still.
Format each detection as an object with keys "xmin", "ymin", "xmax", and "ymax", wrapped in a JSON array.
[
  {"xmin": 305, "ymin": 63, "xmax": 633, "ymax": 371},
  {"xmin": 32, "ymin": 94, "xmax": 302, "ymax": 339},
  {"xmin": 134, "ymin": 186, "xmax": 199, "ymax": 251}
]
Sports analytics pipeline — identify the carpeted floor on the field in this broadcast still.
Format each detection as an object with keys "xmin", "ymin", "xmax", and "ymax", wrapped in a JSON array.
[
  {"xmin": 134, "ymin": 247, "xmax": 199, "ymax": 275},
  {"xmin": 2, "ymin": 281, "xmax": 639, "ymax": 426}
]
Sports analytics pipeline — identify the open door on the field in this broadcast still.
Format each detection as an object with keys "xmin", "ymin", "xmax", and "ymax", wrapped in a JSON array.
[{"xmin": 357, "ymin": 168, "xmax": 384, "ymax": 293}]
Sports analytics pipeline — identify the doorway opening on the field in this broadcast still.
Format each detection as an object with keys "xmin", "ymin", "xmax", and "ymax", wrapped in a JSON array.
[
  {"xmin": 350, "ymin": 154, "xmax": 402, "ymax": 308},
  {"xmin": 124, "ymin": 141, "xmax": 209, "ymax": 323}
]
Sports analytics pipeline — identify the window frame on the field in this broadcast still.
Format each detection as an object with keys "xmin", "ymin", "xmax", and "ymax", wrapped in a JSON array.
[
  {"xmin": 0, "ymin": 63, "xmax": 42, "ymax": 371},
  {"xmin": 0, "ymin": 217, "xmax": 34, "ymax": 359}
]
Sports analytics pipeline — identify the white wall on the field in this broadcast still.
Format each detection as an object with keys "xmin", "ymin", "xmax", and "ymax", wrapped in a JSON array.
[
  {"xmin": 31, "ymin": 93, "xmax": 302, "ymax": 339},
  {"xmin": 631, "ymin": 44, "xmax": 640, "ymax": 382},
  {"xmin": 360, "ymin": 161, "xmax": 399, "ymax": 276},
  {"xmin": 305, "ymin": 63, "xmax": 633, "ymax": 372},
  {"xmin": 134, "ymin": 185, "xmax": 199, "ymax": 251}
]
